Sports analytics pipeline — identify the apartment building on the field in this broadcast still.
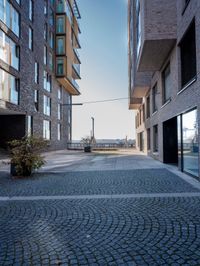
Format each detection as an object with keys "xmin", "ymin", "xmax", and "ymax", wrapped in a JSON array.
[
  {"xmin": 0, "ymin": 0, "xmax": 81, "ymax": 150},
  {"xmin": 128, "ymin": 0, "xmax": 200, "ymax": 178}
]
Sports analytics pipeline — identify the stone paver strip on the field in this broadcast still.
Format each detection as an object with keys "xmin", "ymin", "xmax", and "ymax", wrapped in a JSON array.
[{"xmin": 0, "ymin": 169, "xmax": 199, "ymax": 197}]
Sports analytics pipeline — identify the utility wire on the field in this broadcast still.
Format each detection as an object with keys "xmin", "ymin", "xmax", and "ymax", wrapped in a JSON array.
[{"xmin": 80, "ymin": 97, "xmax": 129, "ymax": 104}]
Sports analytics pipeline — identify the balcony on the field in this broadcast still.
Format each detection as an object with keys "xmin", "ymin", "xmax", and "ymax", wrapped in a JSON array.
[
  {"xmin": 56, "ymin": 57, "xmax": 80, "ymax": 95},
  {"xmin": 129, "ymin": 97, "xmax": 143, "ymax": 110},
  {"xmin": 137, "ymin": 0, "xmax": 177, "ymax": 71},
  {"xmin": 73, "ymin": 48, "xmax": 81, "ymax": 63},
  {"xmin": 72, "ymin": 63, "xmax": 81, "ymax": 79}
]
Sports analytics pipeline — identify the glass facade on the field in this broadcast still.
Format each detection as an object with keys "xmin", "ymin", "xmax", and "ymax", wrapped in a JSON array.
[
  {"xmin": 0, "ymin": 69, "xmax": 19, "ymax": 104},
  {"xmin": 178, "ymin": 108, "xmax": 199, "ymax": 177},
  {"xmin": 0, "ymin": 29, "xmax": 19, "ymax": 70}
]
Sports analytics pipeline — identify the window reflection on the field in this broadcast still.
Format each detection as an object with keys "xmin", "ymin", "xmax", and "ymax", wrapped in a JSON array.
[{"xmin": 182, "ymin": 109, "xmax": 198, "ymax": 177}]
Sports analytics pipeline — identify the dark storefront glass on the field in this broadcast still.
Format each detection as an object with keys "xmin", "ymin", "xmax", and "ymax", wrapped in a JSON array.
[{"xmin": 182, "ymin": 109, "xmax": 199, "ymax": 177}]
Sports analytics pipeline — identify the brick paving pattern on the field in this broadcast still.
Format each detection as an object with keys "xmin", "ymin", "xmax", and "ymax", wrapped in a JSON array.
[
  {"xmin": 0, "ymin": 169, "xmax": 198, "ymax": 197},
  {"xmin": 0, "ymin": 163, "xmax": 200, "ymax": 265}
]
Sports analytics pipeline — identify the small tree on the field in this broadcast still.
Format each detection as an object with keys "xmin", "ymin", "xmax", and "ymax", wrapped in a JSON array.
[{"xmin": 8, "ymin": 136, "xmax": 49, "ymax": 177}]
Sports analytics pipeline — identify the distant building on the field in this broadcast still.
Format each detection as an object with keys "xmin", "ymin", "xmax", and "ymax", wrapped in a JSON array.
[
  {"xmin": 0, "ymin": 0, "xmax": 81, "ymax": 150},
  {"xmin": 128, "ymin": 0, "xmax": 199, "ymax": 178}
]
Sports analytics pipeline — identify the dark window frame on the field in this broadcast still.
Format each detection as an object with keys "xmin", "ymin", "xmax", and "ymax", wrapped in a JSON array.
[{"xmin": 179, "ymin": 19, "xmax": 197, "ymax": 89}]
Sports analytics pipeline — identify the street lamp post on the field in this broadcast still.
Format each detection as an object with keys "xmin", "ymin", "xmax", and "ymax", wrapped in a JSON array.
[{"xmin": 91, "ymin": 117, "xmax": 95, "ymax": 143}]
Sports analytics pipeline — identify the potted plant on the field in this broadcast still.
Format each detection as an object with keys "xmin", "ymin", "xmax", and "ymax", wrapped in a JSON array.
[
  {"xmin": 8, "ymin": 136, "xmax": 48, "ymax": 177},
  {"xmin": 81, "ymin": 136, "xmax": 92, "ymax": 152}
]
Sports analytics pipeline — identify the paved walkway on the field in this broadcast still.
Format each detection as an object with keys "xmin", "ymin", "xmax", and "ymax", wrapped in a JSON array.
[{"xmin": 0, "ymin": 149, "xmax": 200, "ymax": 265}]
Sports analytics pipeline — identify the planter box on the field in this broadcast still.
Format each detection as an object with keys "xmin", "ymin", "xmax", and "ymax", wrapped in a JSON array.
[
  {"xmin": 10, "ymin": 162, "xmax": 32, "ymax": 177},
  {"xmin": 84, "ymin": 146, "xmax": 92, "ymax": 152}
]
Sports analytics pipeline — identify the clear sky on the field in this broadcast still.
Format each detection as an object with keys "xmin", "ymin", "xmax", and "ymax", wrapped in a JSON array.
[{"xmin": 72, "ymin": 0, "xmax": 135, "ymax": 140}]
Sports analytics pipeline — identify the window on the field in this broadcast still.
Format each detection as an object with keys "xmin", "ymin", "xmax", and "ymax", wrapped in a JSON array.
[
  {"xmin": 56, "ymin": 0, "xmax": 64, "ymax": 13},
  {"xmin": 136, "ymin": 0, "xmax": 141, "ymax": 56},
  {"xmin": 178, "ymin": 108, "xmax": 199, "ymax": 177},
  {"xmin": 146, "ymin": 96, "xmax": 150, "ymax": 118},
  {"xmin": 44, "ymin": 0, "xmax": 47, "ymax": 15},
  {"xmin": 43, "ymin": 95, "xmax": 51, "ymax": 116},
  {"xmin": 0, "ymin": 69, "xmax": 19, "ymax": 104},
  {"xmin": 44, "ymin": 23, "xmax": 47, "ymax": 40},
  {"xmin": 153, "ymin": 125, "xmax": 158, "ymax": 152},
  {"xmin": 34, "ymin": 62, "xmax": 39, "ymax": 83},
  {"xmin": 43, "ymin": 71, "xmax": 51, "ymax": 92},
  {"xmin": 27, "ymin": 116, "xmax": 33, "ymax": 136},
  {"xmin": 49, "ymin": 31, "xmax": 54, "ymax": 49},
  {"xmin": 56, "ymin": 58, "xmax": 64, "ymax": 75},
  {"xmin": 162, "ymin": 63, "xmax": 171, "ymax": 103},
  {"xmin": 34, "ymin": 89, "xmax": 39, "ymax": 111},
  {"xmin": 49, "ymin": 8, "xmax": 54, "ymax": 26},
  {"xmin": 29, "ymin": 0, "xmax": 33, "ymax": 21},
  {"xmin": 0, "ymin": 29, "xmax": 19, "ymax": 70},
  {"xmin": 58, "ymin": 86, "xmax": 62, "ymax": 99},
  {"xmin": 147, "ymin": 128, "xmax": 151, "ymax": 150},
  {"xmin": 0, "ymin": 1, "xmax": 20, "ymax": 37},
  {"xmin": 44, "ymin": 46, "xmax": 47, "ymax": 65},
  {"xmin": 56, "ymin": 16, "xmax": 65, "ymax": 33},
  {"xmin": 142, "ymin": 104, "xmax": 145, "ymax": 122},
  {"xmin": 57, "ymin": 124, "xmax": 61, "ymax": 140},
  {"xmin": 29, "ymin": 27, "xmax": 33, "ymax": 50},
  {"xmin": 49, "ymin": 51, "xmax": 53, "ymax": 71},
  {"xmin": 43, "ymin": 120, "xmax": 50, "ymax": 140},
  {"xmin": 56, "ymin": 37, "xmax": 65, "ymax": 54},
  {"xmin": 152, "ymin": 84, "xmax": 158, "ymax": 113},
  {"xmin": 58, "ymin": 103, "xmax": 61, "ymax": 120},
  {"xmin": 180, "ymin": 20, "xmax": 196, "ymax": 88}
]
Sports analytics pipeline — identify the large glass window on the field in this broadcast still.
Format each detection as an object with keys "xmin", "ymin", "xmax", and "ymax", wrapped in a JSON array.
[
  {"xmin": 57, "ymin": 124, "xmax": 61, "ymax": 140},
  {"xmin": 44, "ymin": 45, "xmax": 47, "ymax": 65},
  {"xmin": 146, "ymin": 96, "xmax": 150, "ymax": 118},
  {"xmin": 56, "ymin": 0, "xmax": 64, "ymax": 13},
  {"xmin": 0, "ymin": 1, "xmax": 19, "ymax": 37},
  {"xmin": 43, "ymin": 120, "xmax": 50, "ymax": 140},
  {"xmin": 49, "ymin": 31, "xmax": 54, "ymax": 49},
  {"xmin": 29, "ymin": 0, "xmax": 33, "ymax": 21},
  {"xmin": 180, "ymin": 20, "xmax": 196, "ymax": 88},
  {"xmin": 49, "ymin": 51, "xmax": 53, "ymax": 71},
  {"xmin": 0, "ymin": 29, "xmax": 19, "ymax": 70},
  {"xmin": 136, "ymin": 0, "xmax": 141, "ymax": 56},
  {"xmin": 43, "ymin": 71, "xmax": 51, "ymax": 92},
  {"xmin": 56, "ymin": 37, "xmax": 65, "ymax": 54},
  {"xmin": 56, "ymin": 58, "xmax": 64, "ymax": 75},
  {"xmin": 34, "ymin": 62, "xmax": 39, "ymax": 83},
  {"xmin": 152, "ymin": 84, "xmax": 158, "ymax": 113},
  {"xmin": 162, "ymin": 63, "xmax": 171, "ymax": 103},
  {"xmin": 43, "ymin": 95, "xmax": 51, "ymax": 116},
  {"xmin": 153, "ymin": 125, "xmax": 158, "ymax": 152},
  {"xmin": 34, "ymin": 89, "xmax": 38, "ymax": 111},
  {"xmin": 181, "ymin": 109, "xmax": 198, "ymax": 177},
  {"xmin": 56, "ymin": 16, "xmax": 65, "ymax": 33},
  {"xmin": 58, "ymin": 103, "xmax": 61, "ymax": 120},
  {"xmin": 0, "ymin": 69, "xmax": 19, "ymax": 104},
  {"xmin": 58, "ymin": 86, "xmax": 62, "ymax": 99},
  {"xmin": 29, "ymin": 27, "xmax": 33, "ymax": 50},
  {"xmin": 27, "ymin": 116, "xmax": 33, "ymax": 136}
]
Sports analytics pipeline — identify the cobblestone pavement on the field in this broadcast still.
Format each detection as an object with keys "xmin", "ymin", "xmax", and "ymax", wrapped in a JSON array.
[{"xmin": 1, "ymin": 152, "xmax": 200, "ymax": 265}]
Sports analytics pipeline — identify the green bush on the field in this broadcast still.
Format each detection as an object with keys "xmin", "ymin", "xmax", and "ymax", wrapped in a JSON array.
[{"xmin": 8, "ymin": 136, "xmax": 49, "ymax": 176}]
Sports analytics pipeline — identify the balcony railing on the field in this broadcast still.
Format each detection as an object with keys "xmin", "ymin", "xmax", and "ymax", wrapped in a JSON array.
[
  {"xmin": 71, "ymin": 78, "xmax": 79, "ymax": 90},
  {"xmin": 73, "ymin": 48, "xmax": 80, "ymax": 59},
  {"xmin": 73, "ymin": 63, "xmax": 80, "ymax": 76}
]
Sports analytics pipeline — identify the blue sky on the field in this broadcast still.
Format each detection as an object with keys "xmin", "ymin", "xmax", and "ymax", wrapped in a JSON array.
[{"xmin": 72, "ymin": 0, "xmax": 135, "ymax": 140}]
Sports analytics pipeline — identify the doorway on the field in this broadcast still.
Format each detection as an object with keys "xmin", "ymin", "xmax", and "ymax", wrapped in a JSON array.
[{"xmin": 163, "ymin": 117, "xmax": 178, "ymax": 164}]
